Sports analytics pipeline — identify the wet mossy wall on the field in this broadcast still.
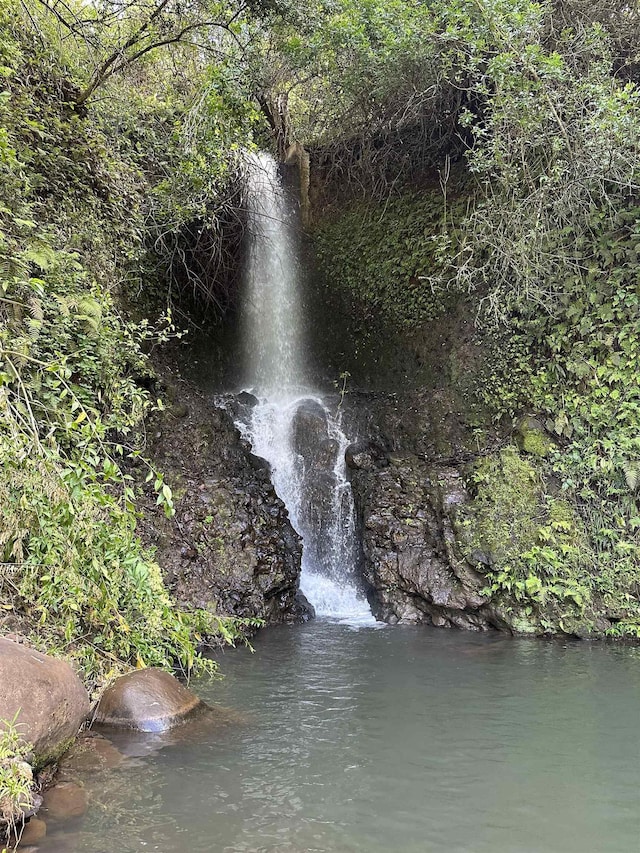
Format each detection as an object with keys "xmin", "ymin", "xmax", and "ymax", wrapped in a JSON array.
[{"xmin": 311, "ymin": 184, "xmax": 640, "ymax": 638}]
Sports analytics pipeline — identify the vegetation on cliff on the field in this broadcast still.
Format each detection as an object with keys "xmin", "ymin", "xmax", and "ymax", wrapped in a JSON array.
[
  {"xmin": 301, "ymin": 1, "xmax": 640, "ymax": 635},
  {"xmin": 1, "ymin": 0, "xmax": 639, "ymax": 657},
  {"xmin": 0, "ymin": 0, "xmax": 270, "ymax": 682}
]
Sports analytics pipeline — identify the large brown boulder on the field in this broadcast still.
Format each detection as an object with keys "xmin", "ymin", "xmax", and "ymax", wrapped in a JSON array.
[
  {"xmin": 0, "ymin": 638, "xmax": 89, "ymax": 766},
  {"xmin": 95, "ymin": 668, "xmax": 204, "ymax": 733}
]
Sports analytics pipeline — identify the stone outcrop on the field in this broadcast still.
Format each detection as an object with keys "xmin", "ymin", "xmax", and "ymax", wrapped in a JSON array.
[
  {"xmin": 0, "ymin": 638, "xmax": 89, "ymax": 765},
  {"xmin": 343, "ymin": 389, "xmax": 617, "ymax": 638},
  {"xmin": 95, "ymin": 668, "xmax": 204, "ymax": 733},
  {"xmin": 136, "ymin": 364, "xmax": 310, "ymax": 626},
  {"xmin": 348, "ymin": 447, "xmax": 509, "ymax": 630}
]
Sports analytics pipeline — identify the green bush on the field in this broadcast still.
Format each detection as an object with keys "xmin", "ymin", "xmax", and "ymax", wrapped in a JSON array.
[{"xmin": 0, "ymin": 1, "xmax": 251, "ymax": 684}]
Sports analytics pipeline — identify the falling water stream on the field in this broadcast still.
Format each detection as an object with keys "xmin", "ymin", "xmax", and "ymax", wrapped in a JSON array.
[{"xmin": 237, "ymin": 152, "xmax": 374, "ymax": 624}]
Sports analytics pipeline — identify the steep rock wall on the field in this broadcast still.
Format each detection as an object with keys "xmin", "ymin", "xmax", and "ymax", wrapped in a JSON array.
[
  {"xmin": 343, "ymin": 391, "xmax": 615, "ymax": 638},
  {"xmin": 136, "ymin": 364, "xmax": 308, "ymax": 626}
]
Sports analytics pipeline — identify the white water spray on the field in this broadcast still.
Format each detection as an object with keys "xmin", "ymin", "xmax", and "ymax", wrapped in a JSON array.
[{"xmin": 237, "ymin": 152, "xmax": 375, "ymax": 625}]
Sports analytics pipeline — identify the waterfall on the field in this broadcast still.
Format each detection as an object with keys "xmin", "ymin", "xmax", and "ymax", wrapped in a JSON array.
[
  {"xmin": 237, "ymin": 152, "xmax": 375, "ymax": 625},
  {"xmin": 241, "ymin": 151, "xmax": 303, "ymax": 395}
]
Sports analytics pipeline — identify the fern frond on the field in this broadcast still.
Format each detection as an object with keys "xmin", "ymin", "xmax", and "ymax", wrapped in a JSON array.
[
  {"xmin": 623, "ymin": 461, "xmax": 639, "ymax": 491},
  {"xmin": 24, "ymin": 243, "xmax": 57, "ymax": 272},
  {"xmin": 54, "ymin": 294, "xmax": 71, "ymax": 317},
  {"xmin": 28, "ymin": 296, "xmax": 44, "ymax": 323}
]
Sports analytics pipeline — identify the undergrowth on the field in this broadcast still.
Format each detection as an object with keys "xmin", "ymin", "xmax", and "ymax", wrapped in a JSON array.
[
  {"xmin": 0, "ymin": 1, "xmax": 251, "ymax": 684},
  {"xmin": 478, "ymin": 206, "xmax": 640, "ymax": 635},
  {"xmin": 315, "ymin": 187, "xmax": 640, "ymax": 636},
  {"xmin": 314, "ymin": 187, "xmax": 469, "ymax": 330},
  {"xmin": 0, "ymin": 716, "xmax": 32, "ymax": 839}
]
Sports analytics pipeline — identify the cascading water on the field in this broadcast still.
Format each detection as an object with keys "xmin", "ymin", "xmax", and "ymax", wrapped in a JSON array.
[{"xmin": 237, "ymin": 152, "xmax": 375, "ymax": 625}]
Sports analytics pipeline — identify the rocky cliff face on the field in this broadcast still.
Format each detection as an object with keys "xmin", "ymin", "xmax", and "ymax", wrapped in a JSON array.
[
  {"xmin": 343, "ymin": 391, "xmax": 614, "ymax": 637},
  {"xmin": 349, "ymin": 448, "xmax": 507, "ymax": 630},
  {"xmin": 136, "ymin": 365, "xmax": 308, "ymax": 626},
  {"xmin": 344, "ymin": 390, "xmax": 508, "ymax": 630}
]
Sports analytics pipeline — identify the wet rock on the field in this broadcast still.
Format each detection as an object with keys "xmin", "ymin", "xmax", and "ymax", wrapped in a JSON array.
[
  {"xmin": 42, "ymin": 782, "xmax": 88, "ymax": 822},
  {"xmin": 290, "ymin": 398, "xmax": 329, "ymax": 457},
  {"xmin": 295, "ymin": 590, "xmax": 315, "ymax": 620},
  {"xmin": 345, "ymin": 440, "xmax": 387, "ymax": 471},
  {"xmin": 0, "ymin": 639, "xmax": 89, "ymax": 766},
  {"xmin": 351, "ymin": 449, "xmax": 507, "ymax": 630},
  {"xmin": 135, "ymin": 365, "xmax": 310, "ymax": 626},
  {"xmin": 236, "ymin": 390, "xmax": 259, "ymax": 408},
  {"xmin": 316, "ymin": 438, "xmax": 340, "ymax": 469},
  {"xmin": 288, "ymin": 397, "xmax": 361, "ymax": 577},
  {"xmin": 58, "ymin": 734, "xmax": 123, "ymax": 775},
  {"xmin": 95, "ymin": 669, "xmax": 205, "ymax": 733},
  {"xmin": 248, "ymin": 453, "xmax": 271, "ymax": 474}
]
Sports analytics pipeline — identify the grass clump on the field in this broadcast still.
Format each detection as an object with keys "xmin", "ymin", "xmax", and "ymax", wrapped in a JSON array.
[{"xmin": 0, "ymin": 716, "xmax": 33, "ymax": 840}]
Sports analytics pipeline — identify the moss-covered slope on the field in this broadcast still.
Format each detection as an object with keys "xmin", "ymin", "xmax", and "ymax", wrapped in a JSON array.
[{"xmin": 314, "ymin": 188, "xmax": 640, "ymax": 638}]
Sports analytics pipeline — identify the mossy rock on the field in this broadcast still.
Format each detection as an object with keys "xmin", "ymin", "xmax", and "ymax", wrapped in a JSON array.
[
  {"xmin": 514, "ymin": 415, "xmax": 555, "ymax": 458},
  {"xmin": 463, "ymin": 446, "xmax": 542, "ymax": 565}
]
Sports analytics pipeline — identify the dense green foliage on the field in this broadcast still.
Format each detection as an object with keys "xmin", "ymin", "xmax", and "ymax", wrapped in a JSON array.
[
  {"xmin": 0, "ymin": 0, "xmax": 261, "ymax": 683},
  {"xmin": 315, "ymin": 189, "xmax": 468, "ymax": 329},
  {"xmin": 481, "ymin": 208, "xmax": 640, "ymax": 633},
  {"xmin": 306, "ymin": 1, "xmax": 640, "ymax": 634},
  {"xmin": 317, "ymin": 187, "xmax": 640, "ymax": 634},
  {"xmin": 462, "ymin": 448, "xmax": 600, "ymax": 635},
  {"xmin": 1, "ymin": 0, "xmax": 639, "ymax": 653}
]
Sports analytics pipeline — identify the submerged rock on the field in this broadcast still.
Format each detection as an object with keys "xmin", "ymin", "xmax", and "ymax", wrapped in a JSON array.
[
  {"xmin": 19, "ymin": 816, "xmax": 47, "ymax": 845},
  {"xmin": 100, "ymin": 702, "xmax": 245, "ymax": 759},
  {"xmin": 0, "ymin": 638, "xmax": 89, "ymax": 766},
  {"xmin": 95, "ymin": 669, "xmax": 205, "ymax": 733},
  {"xmin": 58, "ymin": 734, "xmax": 124, "ymax": 775},
  {"xmin": 41, "ymin": 782, "xmax": 88, "ymax": 822}
]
